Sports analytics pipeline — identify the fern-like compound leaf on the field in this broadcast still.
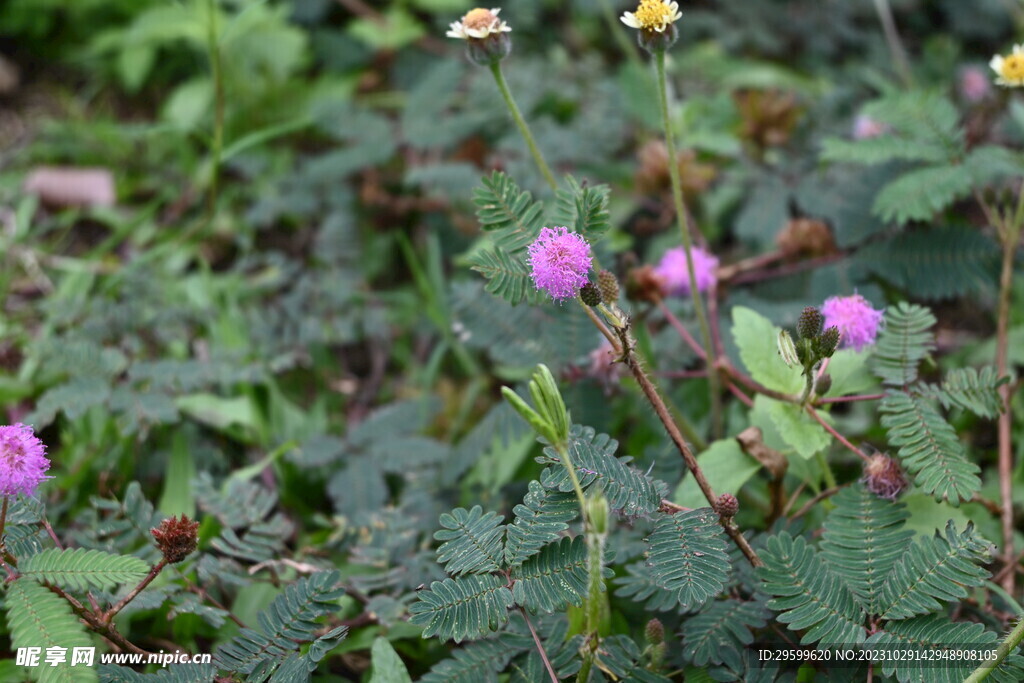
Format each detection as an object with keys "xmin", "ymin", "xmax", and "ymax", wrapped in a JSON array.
[
  {"xmin": 878, "ymin": 521, "xmax": 992, "ymax": 621},
  {"xmin": 758, "ymin": 533, "xmax": 867, "ymax": 645},
  {"xmin": 918, "ymin": 365, "xmax": 1008, "ymax": 419},
  {"xmin": 551, "ymin": 176, "xmax": 611, "ymax": 242},
  {"xmin": 434, "ymin": 506, "xmax": 506, "ymax": 576},
  {"xmin": 215, "ymin": 570, "xmax": 345, "ymax": 674},
  {"xmin": 867, "ymin": 614, "xmax": 1024, "ymax": 683},
  {"xmin": 510, "ymin": 535, "xmax": 588, "ymax": 613},
  {"xmin": 408, "ymin": 574, "xmax": 515, "ymax": 643},
  {"xmin": 879, "ymin": 390, "xmax": 981, "ymax": 504},
  {"xmin": 540, "ymin": 425, "xmax": 661, "ymax": 517},
  {"xmin": 7, "ymin": 579, "xmax": 96, "ymax": 683},
  {"xmin": 472, "ymin": 171, "xmax": 545, "ymax": 253},
  {"xmin": 20, "ymin": 548, "xmax": 149, "ymax": 593},
  {"xmin": 504, "ymin": 480, "xmax": 578, "ymax": 567},
  {"xmin": 467, "ymin": 247, "xmax": 537, "ymax": 306},
  {"xmin": 614, "ymin": 561, "xmax": 683, "ymax": 612},
  {"xmin": 597, "ymin": 635, "xmax": 673, "ymax": 682},
  {"xmin": 869, "ymin": 303, "xmax": 936, "ymax": 387},
  {"xmin": 97, "ymin": 664, "xmax": 218, "ymax": 682},
  {"xmin": 644, "ymin": 508, "xmax": 731, "ymax": 612},
  {"xmin": 872, "ymin": 163, "xmax": 974, "ymax": 224},
  {"xmin": 820, "ymin": 484, "xmax": 915, "ymax": 615},
  {"xmin": 420, "ymin": 633, "xmax": 533, "ymax": 683},
  {"xmin": 681, "ymin": 598, "xmax": 771, "ymax": 669}
]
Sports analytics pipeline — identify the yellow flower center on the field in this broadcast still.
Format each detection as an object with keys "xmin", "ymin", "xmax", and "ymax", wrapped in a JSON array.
[
  {"xmin": 633, "ymin": 0, "xmax": 674, "ymax": 30},
  {"xmin": 1001, "ymin": 54, "xmax": 1024, "ymax": 81},
  {"xmin": 463, "ymin": 8, "xmax": 497, "ymax": 32}
]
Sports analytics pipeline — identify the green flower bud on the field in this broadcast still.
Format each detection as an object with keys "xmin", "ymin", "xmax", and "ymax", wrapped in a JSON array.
[
  {"xmin": 797, "ymin": 306, "xmax": 824, "ymax": 340},
  {"xmin": 597, "ymin": 270, "xmax": 620, "ymax": 304},
  {"xmin": 818, "ymin": 325, "xmax": 840, "ymax": 358},
  {"xmin": 580, "ymin": 283, "xmax": 602, "ymax": 307}
]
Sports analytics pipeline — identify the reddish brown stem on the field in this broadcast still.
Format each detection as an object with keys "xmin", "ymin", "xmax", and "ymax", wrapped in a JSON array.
[
  {"xmin": 805, "ymin": 405, "xmax": 870, "ymax": 462},
  {"xmin": 519, "ymin": 607, "xmax": 559, "ymax": 683},
  {"xmin": 616, "ymin": 327, "xmax": 762, "ymax": 567},
  {"xmin": 657, "ymin": 299, "xmax": 706, "ymax": 360},
  {"xmin": 995, "ymin": 222, "xmax": 1018, "ymax": 593},
  {"xmin": 104, "ymin": 558, "xmax": 168, "ymax": 624}
]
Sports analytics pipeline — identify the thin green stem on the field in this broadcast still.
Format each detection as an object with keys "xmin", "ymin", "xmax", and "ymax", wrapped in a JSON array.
[
  {"xmin": 489, "ymin": 62, "xmax": 559, "ymax": 191},
  {"xmin": 597, "ymin": 0, "xmax": 642, "ymax": 67},
  {"xmin": 872, "ymin": 0, "xmax": 913, "ymax": 87},
  {"xmin": 815, "ymin": 449, "xmax": 838, "ymax": 491},
  {"xmin": 0, "ymin": 497, "xmax": 7, "ymax": 541},
  {"xmin": 653, "ymin": 50, "xmax": 722, "ymax": 438},
  {"xmin": 206, "ymin": 0, "xmax": 225, "ymax": 224},
  {"xmin": 964, "ymin": 616, "xmax": 1024, "ymax": 683}
]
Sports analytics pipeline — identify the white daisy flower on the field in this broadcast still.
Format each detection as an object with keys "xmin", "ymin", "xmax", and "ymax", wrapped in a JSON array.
[
  {"xmin": 990, "ymin": 44, "xmax": 1024, "ymax": 88},
  {"xmin": 620, "ymin": 0, "xmax": 682, "ymax": 33},
  {"xmin": 446, "ymin": 7, "xmax": 511, "ymax": 41}
]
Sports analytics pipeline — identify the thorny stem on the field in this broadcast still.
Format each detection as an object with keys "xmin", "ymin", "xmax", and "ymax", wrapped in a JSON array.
[
  {"xmin": 489, "ymin": 62, "xmax": 559, "ymax": 191},
  {"xmin": 519, "ymin": 607, "xmax": 559, "ymax": 683},
  {"xmin": 46, "ymin": 583, "xmax": 151, "ymax": 656},
  {"xmin": 806, "ymin": 404, "xmax": 870, "ymax": 463},
  {"xmin": 40, "ymin": 516, "xmax": 63, "ymax": 549},
  {"xmin": 988, "ymin": 187, "xmax": 1024, "ymax": 593},
  {"xmin": 613, "ymin": 322, "xmax": 762, "ymax": 567},
  {"xmin": 653, "ymin": 49, "xmax": 722, "ymax": 438},
  {"xmin": 104, "ymin": 558, "xmax": 169, "ymax": 624},
  {"xmin": 964, "ymin": 615, "xmax": 1024, "ymax": 683}
]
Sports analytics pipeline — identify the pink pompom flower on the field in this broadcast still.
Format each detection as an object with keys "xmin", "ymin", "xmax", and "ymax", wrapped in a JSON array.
[
  {"xmin": 654, "ymin": 246, "xmax": 719, "ymax": 296},
  {"xmin": 527, "ymin": 227, "xmax": 593, "ymax": 301},
  {"xmin": 821, "ymin": 294, "xmax": 884, "ymax": 351},
  {"xmin": 0, "ymin": 423, "xmax": 51, "ymax": 497}
]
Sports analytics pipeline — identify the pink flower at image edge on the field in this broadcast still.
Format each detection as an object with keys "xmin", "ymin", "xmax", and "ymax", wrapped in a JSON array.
[
  {"xmin": 654, "ymin": 246, "xmax": 718, "ymax": 296},
  {"xmin": 528, "ymin": 227, "xmax": 593, "ymax": 301},
  {"xmin": 0, "ymin": 423, "xmax": 51, "ymax": 497},
  {"xmin": 821, "ymin": 294, "xmax": 884, "ymax": 351}
]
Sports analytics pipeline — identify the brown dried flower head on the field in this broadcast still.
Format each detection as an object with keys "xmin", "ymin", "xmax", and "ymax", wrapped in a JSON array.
[
  {"xmin": 734, "ymin": 89, "xmax": 803, "ymax": 150},
  {"xmin": 776, "ymin": 217, "xmax": 837, "ymax": 258},
  {"xmin": 625, "ymin": 264, "xmax": 667, "ymax": 303},
  {"xmin": 635, "ymin": 141, "xmax": 716, "ymax": 200},
  {"xmin": 862, "ymin": 453, "xmax": 908, "ymax": 500},
  {"xmin": 151, "ymin": 515, "xmax": 200, "ymax": 563}
]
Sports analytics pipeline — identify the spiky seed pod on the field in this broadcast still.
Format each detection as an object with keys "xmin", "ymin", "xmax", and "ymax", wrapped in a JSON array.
[
  {"xmin": 818, "ymin": 325, "xmax": 841, "ymax": 358},
  {"xmin": 597, "ymin": 270, "xmax": 620, "ymax": 304},
  {"xmin": 797, "ymin": 306, "xmax": 824, "ymax": 340},
  {"xmin": 715, "ymin": 493, "xmax": 739, "ymax": 518},
  {"xmin": 580, "ymin": 283, "xmax": 602, "ymax": 307}
]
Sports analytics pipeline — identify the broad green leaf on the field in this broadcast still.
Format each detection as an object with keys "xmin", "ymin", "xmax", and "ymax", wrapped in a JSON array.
[
  {"xmin": 369, "ymin": 637, "xmax": 413, "ymax": 683},
  {"xmin": 823, "ymin": 349, "xmax": 878, "ymax": 398},
  {"xmin": 763, "ymin": 396, "xmax": 830, "ymax": 459},
  {"xmin": 674, "ymin": 438, "xmax": 761, "ymax": 509},
  {"xmin": 731, "ymin": 306, "xmax": 802, "ymax": 394}
]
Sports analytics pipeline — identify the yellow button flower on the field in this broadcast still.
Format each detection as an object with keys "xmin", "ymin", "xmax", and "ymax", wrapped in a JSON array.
[
  {"xmin": 990, "ymin": 44, "xmax": 1024, "ymax": 87},
  {"xmin": 620, "ymin": 0, "xmax": 682, "ymax": 33}
]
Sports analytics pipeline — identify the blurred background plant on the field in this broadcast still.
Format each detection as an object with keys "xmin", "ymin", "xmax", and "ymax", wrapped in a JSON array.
[{"xmin": 0, "ymin": 0, "xmax": 1022, "ymax": 680}]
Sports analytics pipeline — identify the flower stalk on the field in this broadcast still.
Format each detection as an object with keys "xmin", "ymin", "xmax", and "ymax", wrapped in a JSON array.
[
  {"xmin": 489, "ymin": 62, "xmax": 559, "ymax": 190},
  {"xmin": 653, "ymin": 49, "xmax": 722, "ymax": 437}
]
